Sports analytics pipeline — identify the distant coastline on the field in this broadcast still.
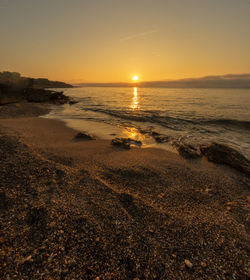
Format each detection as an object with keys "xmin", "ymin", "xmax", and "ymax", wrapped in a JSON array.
[{"xmin": 76, "ymin": 74, "xmax": 250, "ymax": 88}]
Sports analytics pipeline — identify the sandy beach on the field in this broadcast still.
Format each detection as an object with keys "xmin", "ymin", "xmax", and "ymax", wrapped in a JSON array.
[{"xmin": 0, "ymin": 103, "xmax": 249, "ymax": 279}]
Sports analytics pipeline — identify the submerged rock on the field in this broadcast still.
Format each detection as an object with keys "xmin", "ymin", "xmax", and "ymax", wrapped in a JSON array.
[
  {"xmin": 111, "ymin": 138, "xmax": 142, "ymax": 149},
  {"xmin": 127, "ymin": 138, "xmax": 142, "ymax": 147},
  {"xmin": 173, "ymin": 142, "xmax": 201, "ymax": 159},
  {"xmin": 153, "ymin": 134, "xmax": 171, "ymax": 143},
  {"xmin": 74, "ymin": 132, "xmax": 95, "ymax": 141},
  {"xmin": 200, "ymin": 142, "xmax": 250, "ymax": 175},
  {"xmin": 69, "ymin": 99, "xmax": 79, "ymax": 105},
  {"xmin": 111, "ymin": 138, "xmax": 130, "ymax": 149},
  {"xmin": 137, "ymin": 129, "xmax": 171, "ymax": 144}
]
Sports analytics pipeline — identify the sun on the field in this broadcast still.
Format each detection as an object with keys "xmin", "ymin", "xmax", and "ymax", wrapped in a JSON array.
[{"xmin": 132, "ymin": 75, "xmax": 139, "ymax": 81}]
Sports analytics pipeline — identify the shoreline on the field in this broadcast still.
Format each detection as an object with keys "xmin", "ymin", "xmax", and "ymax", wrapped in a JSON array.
[
  {"xmin": 45, "ymin": 86, "xmax": 250, "ymax": 161},
  {"xmin": 0, "ymin": 102, "xmax": 249, "ymax": 279}
]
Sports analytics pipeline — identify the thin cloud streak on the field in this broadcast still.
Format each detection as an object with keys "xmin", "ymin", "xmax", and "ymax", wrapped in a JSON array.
[{"xmin": 120, "ymin": 29, "xmax": 158, "ymax": 41}]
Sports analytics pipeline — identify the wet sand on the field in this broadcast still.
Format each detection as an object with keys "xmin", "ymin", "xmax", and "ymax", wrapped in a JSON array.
[{"xmin": 0, "ymin": 103, "xmax": 249, "ymax": 279}]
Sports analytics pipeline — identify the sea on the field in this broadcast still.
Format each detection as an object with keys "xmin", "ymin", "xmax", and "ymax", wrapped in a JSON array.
[{"xmin": 44, "ymin": 87, "xmax": 250, "ymax": 159}]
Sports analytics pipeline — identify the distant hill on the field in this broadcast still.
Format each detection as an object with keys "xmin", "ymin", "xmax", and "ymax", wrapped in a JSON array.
[
  {"xmin": 77, "ymin": 74, "xmax": 250, "ymax": 88},
  {"xmin": 0, "ymin": 71, "xmax": 73, "ymax": 89}
]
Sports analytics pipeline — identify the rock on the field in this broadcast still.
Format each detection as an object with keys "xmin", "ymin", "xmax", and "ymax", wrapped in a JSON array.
[
  {"xmin": 200, "ymin": 142, "xmax": 250, "ymax": 175},
  {"xmin": 69, "ymin": 99, "xmax": 78, "ymax": 105},
  {"xmin": 127, "ymin": 138, "xmax": 142, "ymax": 147},
  {"xmin": 200, "ymin": 261, "xmax": 207, "ymax": 267},
  {"xmin": 111, "ymin": 138, "xmax": 142, "ymax": 149},
  {"xmin": 74, "ymin": 132, "xmax": 95, "ymax": 141},
  {"xmin": 111, "ymin": 138, "xmax": 131, "ymax": 149},
  {"xmin": 138, "ymin": 129, "xmax": 170, "ymax": 144},
  {"xmin": 0, "ymin": 95, "xmax": 20, "ymax": 105},
  {"xmin": 184, "ymin": 259, "xmax": 193, "ymax": 269},
  {"xmin": 0, "ymin": 84, "xmax": 70, "ymax": 105},
  {"xmin": 173, "ymin": 142, "xmax": 201, "ymax": 159},
  {"xmin": 153, "ymin": 134, "xmax": 171, "ymax": 143},
  {"xmin": 0, "ymin": 84, "xmax": 24, "ymax": 105},
  {"xmin": 151, "ymin": 131, "xmax": 160, "ymax": 136},
  {"xmin": 26, "ymin": 88, "xmax": 69, "ymax": 104}
]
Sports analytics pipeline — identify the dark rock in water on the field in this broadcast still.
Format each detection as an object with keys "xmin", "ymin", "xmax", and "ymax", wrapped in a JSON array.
[
  {"xmin": 139, "ymin": 128, "xmax": 156, "ymax": 135},
  {"xmin": 111, "ymin": 138, "xmax": 142, "ymax": 149},
  {"xmin": 138, "ymin": 129, "xmax": 170, "ymax": 143},
  {"xmin": 153, "ymin": 134, "xmax": 171, "ymax": 143},
  {"xmin": 111, "ymin": 138, "xmax": 131, "ymax": 149},
  {"xmin": 200, "ymin": 142, "xmax": 250, "ymax": 175},
  {"xmin": 69, "ymin": 99, "xmax": 78, "ymax": 105},
  {"xmin": 151, "ymin": 131, "xmax": 160, "ymax": 136},
  {"xmin": 74, "ymin": 132, "xmax": 95, "ymax": 141},
  {"xmin": 173, "ymin": 142, "xmax": 201, "ymax": 159},
  {"xmin": 127, "ymin": 138, "xmax": 142, "ymax": 147}
]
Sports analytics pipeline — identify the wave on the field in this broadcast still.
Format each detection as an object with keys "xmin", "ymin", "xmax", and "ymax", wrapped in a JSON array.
[
  {"xmin": 83, "ymin": 107, "xmax": 250, "ymax": 131},
  {"xmin": 203, "ymin": 119, "xmax": 250, "ymax": 130},
  {"xmin": 83, "ymin": 107, "xmax": 194, "ymax": 129}
]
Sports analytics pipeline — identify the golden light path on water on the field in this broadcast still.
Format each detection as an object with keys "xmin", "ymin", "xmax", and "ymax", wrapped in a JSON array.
[
  {"xmin": 130, "ymin": 87, "xmax": 139, "ymax": 110},
  {"xmin": 123, "ymin": 87, "xmax": 145, "ymax": 142}
]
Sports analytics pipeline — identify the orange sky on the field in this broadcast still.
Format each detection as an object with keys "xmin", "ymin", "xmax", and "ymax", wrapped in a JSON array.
[{"xmin": 1, "ymin": 0, "xmax": 250, "ymax": 83}]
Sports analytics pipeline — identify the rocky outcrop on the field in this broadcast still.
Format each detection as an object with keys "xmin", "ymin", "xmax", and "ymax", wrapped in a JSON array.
[
  {"xmin": 173, "ymin": 142, "xmax": 202, "ymax": 159},
  {"xmin": 0, "ymin": 94, "xmax": 20, "ymax": 105},
  {"xmin": 200, "ymin": 142, "xmax": 250, "ymax": 175},
  {"xmin": 25, "ymin": 88, "xmax": 70, "ymax": 104},
  {"xmin": 0, "ymin": 85, "xmax": 73, "ymax": 105},
  {"xmin": 111, "ymin": 138, "xmax": 142, "ymax": 149},
  {"xmin": 74, "ymin": 132, "xmax": 96, "ymax": 141},
  {"xmin": 152, "ymin": 133, "xmax": 171, "ymax": 143},
  {"xmin": 139, "ymin": 129, "xmax": 171, "ymax": 144}
]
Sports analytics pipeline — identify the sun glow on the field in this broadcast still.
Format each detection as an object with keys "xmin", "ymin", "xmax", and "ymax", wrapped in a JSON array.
[{"xmin": 132, "ymin": 75, "xmax": 139, "ymax": 81}]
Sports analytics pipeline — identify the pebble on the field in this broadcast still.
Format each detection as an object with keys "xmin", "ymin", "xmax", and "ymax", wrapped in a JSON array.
[
  {"xmin": 184, "ymin": 259, "xmax": 193, "ymax": 268},
  {"xmin": 201, "ymin": 261, "xmax": 207, "ymax": 267}
]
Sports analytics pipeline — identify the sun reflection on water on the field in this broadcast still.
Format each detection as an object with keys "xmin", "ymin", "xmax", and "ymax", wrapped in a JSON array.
[
  {"xmin": 122, "ymin": 127, "xmax": 145, "ymax": 142},
  {"xmin": 124, "ymin": 87, "xmax": 144, "ymax": 141},
  {"xmin": 130, "ymin": 87, "xmax": 139, "ymax": 109}
]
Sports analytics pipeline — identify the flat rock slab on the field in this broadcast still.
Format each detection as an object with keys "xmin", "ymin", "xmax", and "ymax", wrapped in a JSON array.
[
  {"xmin": 74, "ymin": 132, "xmax": 96, "ymax": 141},
  {"xmin": 111, "ymin": 138, "xmax": 142, "ymax": 149},
  {"xmin": 173, "ymin": 142, "xmax": 202, "ymax": 159},
  {"xmin": 200, "ymin": 142, "xmax": 250, "ymax": 175}
]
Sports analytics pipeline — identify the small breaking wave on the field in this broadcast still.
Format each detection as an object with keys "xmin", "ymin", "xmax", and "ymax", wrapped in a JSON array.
[{"xmin": 83, "ymin": 107, "xmax": 250, "ymax": 132}]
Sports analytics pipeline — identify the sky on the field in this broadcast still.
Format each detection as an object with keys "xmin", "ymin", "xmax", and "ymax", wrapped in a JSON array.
[{"xmin": 0, "ymin": 0, "xmax": 250, "ymax": 83}]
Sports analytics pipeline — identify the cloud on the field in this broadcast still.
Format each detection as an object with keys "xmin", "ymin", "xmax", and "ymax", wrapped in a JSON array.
[{"xmin": 120, "ymin": 29, "xmax": 158, "ymax": 41}]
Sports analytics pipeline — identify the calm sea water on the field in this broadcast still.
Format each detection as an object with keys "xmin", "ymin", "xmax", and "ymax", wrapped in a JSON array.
[{"xmin": 44, "ymin": 87, "xmax": 250, "ymax": 158}]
